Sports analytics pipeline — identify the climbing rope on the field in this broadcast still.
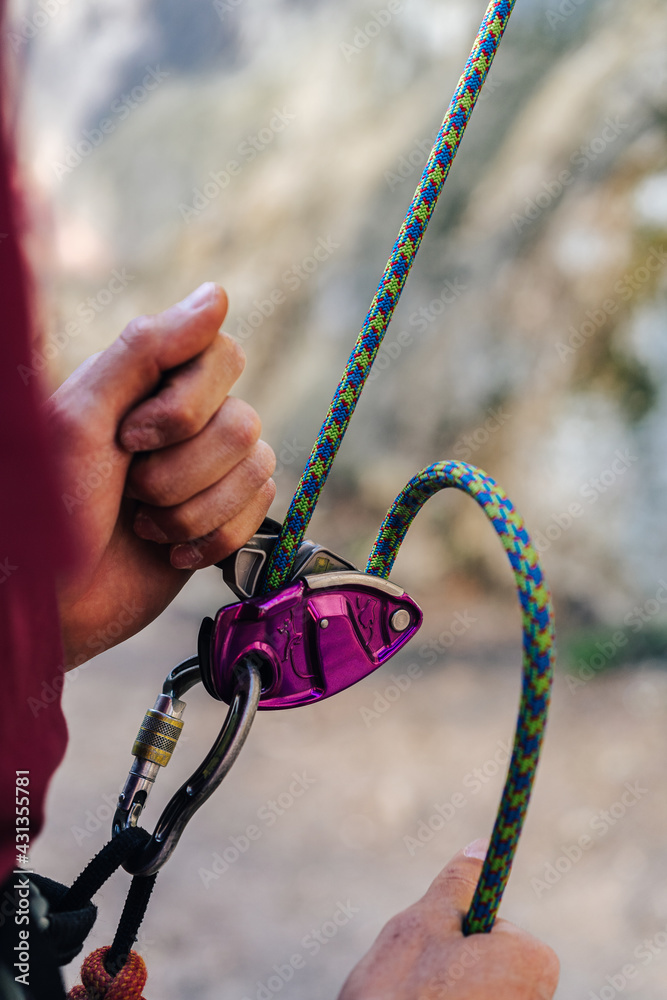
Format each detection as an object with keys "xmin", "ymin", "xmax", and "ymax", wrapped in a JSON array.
[
  {"xmin": 260, "ymin": 0, "xmax": 554, "ymax": 935},
  {"xmin": 367, "ymin": 462, "xmax": 554, "ymax": 933},
  {"xmin": 263, "ymin": 0, "xmax": 517, "ymax": 592}
]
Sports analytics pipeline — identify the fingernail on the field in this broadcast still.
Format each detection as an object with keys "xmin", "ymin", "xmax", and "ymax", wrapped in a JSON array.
[
  {"xmin": 121, "ymin": 427, "xmax": 163, "ymax": 452},
  {"xmin": 181, "ymin": 282, "xmax": 215, "ymax": 310},
  {"xmin": 134, "ymin": 514, "xmax": 169, "ymax": 543},
  {"xmin": 171, "ymin": 544, "xmax": 203, "ymax": 569},
  {"xmin": 463, "ymin": 838, "xmax": 489, "ymax": 861}
]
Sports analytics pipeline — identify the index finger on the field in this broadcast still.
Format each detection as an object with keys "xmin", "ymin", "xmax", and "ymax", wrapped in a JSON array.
[{"xmin": 120, "ymin": 329, "xmax": 245, "ymax": 451}]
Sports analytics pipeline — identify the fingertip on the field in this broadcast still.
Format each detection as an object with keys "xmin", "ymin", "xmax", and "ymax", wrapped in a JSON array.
[
  {"xmin": 180, "ymin": 281, "xmax": 227, "ymax": 314},
  {"xmin": 207, "ymin": 282, "xmax": 229, "ymax": 323},
  {"xmin": 170, "ymin": 542, "xmax": 204, "ymax": 570},
  {"xmin": 463, "ymin": 838, "xmax": 489, "ymax": 861}
]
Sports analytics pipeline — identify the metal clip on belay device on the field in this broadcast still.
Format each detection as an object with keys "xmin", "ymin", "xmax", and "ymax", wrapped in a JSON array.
[{"xmin": 62, "ymin": 2, "xmax": 554, "ymax": 995}]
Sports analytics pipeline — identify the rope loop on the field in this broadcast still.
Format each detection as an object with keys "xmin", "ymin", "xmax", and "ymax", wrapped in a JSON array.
[
  {"xmin": 67, "ymin": 947, "xmax": 148, "ymax": 1000},
  {"xmin": 368, "ymin": 461, "xmax": 555, "ymax": 933}
]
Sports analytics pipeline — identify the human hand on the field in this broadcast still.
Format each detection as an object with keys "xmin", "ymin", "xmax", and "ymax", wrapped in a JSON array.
[
  {"xmin": 49, "ymin": 282, "xmax": 276, "ymax": 667},
  {"xmin": 338, "ymin": 840, "xmax": 559, "ymax": 1000}
]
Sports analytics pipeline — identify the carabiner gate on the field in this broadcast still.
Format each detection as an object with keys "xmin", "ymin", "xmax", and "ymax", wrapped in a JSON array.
[{"xmin": 113, "ymin": 655, "xmax": 262, "ymax": 876}]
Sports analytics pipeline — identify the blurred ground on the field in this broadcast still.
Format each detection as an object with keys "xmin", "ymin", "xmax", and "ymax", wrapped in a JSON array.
[{"xmin": 30, "ymin": 570, "xmax": 667, "ymax": 999}]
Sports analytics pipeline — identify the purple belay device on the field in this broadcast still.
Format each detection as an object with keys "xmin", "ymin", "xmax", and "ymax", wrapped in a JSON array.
[{"xmin": 199, "ymin": 571, "xmax": 422, "ymax": 709}]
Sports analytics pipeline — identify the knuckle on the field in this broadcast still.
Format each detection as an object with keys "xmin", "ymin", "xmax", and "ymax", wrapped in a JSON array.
[
  {"xmin": 492, "ymin": 935, "xmax": 560, "ymax": 999},
  {"xmin": 210, "ymin": 521, "xmax": 252, "ymax": 562},
  {"xmin": 430, "ymin": 867, "xmax": 478, "ymax": 903},
  {"xmin": 118, "ymin": 317, "xmax": 160, "ymax": 380},
  {"xmin": 161, "ymin": 505, "xmax": 199, "ymax": 542},
  {"xmin": 224, "ymin": 398, "xmax": 261, "ymax": 452},
  {"xmin": 129, "ymin": 460, "xmax": 169, "ymax": 504},
  {"xmin": 379, "ymin": 905, "xmax": 427, "ymax": 947},
  {"xmin": 47, "ymin": 395, "xmax": 90, "ymax": 444},
  {"xmin": 121, "ymin": 315, "xmax": 155, "ymax": 348},
  {"xmin": 250, "ymin": 440, "xmax": 277, "ymax": 479},
  {"xmin": 171, "ymin": 399, "xmax": 201, "ymax": 439}
]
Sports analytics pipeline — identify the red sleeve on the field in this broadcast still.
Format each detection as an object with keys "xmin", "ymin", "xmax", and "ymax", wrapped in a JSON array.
[{"xmin": 0, "ymin": 29, "xmax": 72, "ymax": 882}]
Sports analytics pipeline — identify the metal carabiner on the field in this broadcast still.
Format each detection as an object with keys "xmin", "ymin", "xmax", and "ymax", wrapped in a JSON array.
[
  {"xmin": 113, "ymin": 654, "xmax": 262, "ymax": 876},
  {"xmin": 111, "ymin": 528, "xmax": 420, "ymax": 875}
]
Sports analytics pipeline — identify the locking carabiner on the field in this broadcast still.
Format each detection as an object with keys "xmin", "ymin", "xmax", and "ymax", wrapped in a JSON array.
[{"xmin": 113, "ymin": 654, "xmax": 262, "ymax": 876}]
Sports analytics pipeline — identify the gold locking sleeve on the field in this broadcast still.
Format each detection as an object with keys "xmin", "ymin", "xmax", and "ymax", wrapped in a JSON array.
[{"xmin": 132, "ymin": 709, "xmax": 184, "ymax": 767}]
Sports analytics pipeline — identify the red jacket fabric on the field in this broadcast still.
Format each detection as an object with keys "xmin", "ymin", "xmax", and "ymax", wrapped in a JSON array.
[{"xmin": 0, "ymin": 38, "xmax": 71, "ymax": 883}]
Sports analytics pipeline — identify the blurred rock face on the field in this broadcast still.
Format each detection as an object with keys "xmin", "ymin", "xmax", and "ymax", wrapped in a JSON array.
[{"xmin": 12, "ymin": 0, "xmax": 667, "ymax": 623}]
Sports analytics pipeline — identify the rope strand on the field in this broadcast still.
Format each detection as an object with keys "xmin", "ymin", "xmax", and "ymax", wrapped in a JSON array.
[
  {"xmin": 263, "ymin": 0, "xmax": 517, "ymax": 592},
  {"xmin": 367, "ymin": 461, "xmax": 554, "ymax": 933},
  {"xmin": 258, "ymin": 0, "xmax": 551, "ymax": 933}
]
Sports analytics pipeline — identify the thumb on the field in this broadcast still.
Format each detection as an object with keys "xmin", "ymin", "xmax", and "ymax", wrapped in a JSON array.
[
  {"xmin": 424, "ymin": 838, "xmax": 489, "ymax": 931},
  {"xmin": 82, "ymin": 282, "xmax": 228, "ymax": 426}
]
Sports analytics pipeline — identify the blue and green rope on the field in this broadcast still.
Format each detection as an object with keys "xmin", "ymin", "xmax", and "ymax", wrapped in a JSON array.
[
  {"xmin": 367, "ymin": 462, "xmax": 554, "ymax": 934},
  {"xmin": 260, "ymin": 0, "xmax": 555, "ymax": 935}
]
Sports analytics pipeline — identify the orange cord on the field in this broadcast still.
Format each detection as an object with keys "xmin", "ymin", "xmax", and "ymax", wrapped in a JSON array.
[{"xmin": 67, "ymin": 946, "xmax": 148, "ymax": 1000}]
